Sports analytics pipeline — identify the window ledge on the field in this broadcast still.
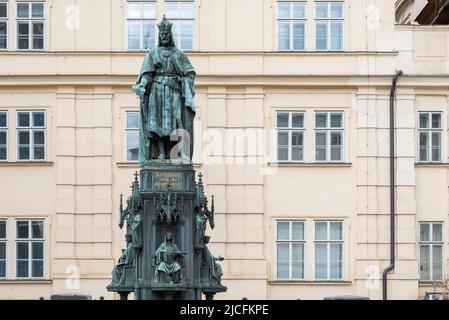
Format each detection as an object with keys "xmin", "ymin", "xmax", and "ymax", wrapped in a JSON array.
[
  {"xmin": 419, "ymin": 281, "xmax": 446, "ymax": 286},
  {"xmin": 268, "ymin": 162, "xmax": 352, "ymax": 168},
  {"xmin": 0, "ymin": 279, "xmax": 52, "ymax": 284},
  {"xmin": 116, "ymin": 162, "xmax": 139, "ymax": 168},
  {"xmin": 415, "ymin": 163, "xmax": 449, "ymax": 168},
  {"xmin": 269, "ymin": 280, "xmax": 352, "ymax": 285},
  {"xmin": 0, "ymin": 161, "xmax": 53, "ymax": 167}
]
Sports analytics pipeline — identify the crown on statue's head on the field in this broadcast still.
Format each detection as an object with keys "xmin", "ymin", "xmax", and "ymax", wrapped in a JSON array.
[{"xmin": 157, "ymin": 15, "xmax": 173, "ymax": 31}]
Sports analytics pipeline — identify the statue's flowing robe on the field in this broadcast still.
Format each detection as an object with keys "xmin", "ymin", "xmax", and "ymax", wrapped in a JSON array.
[
  {"xmin": 203, "ymin": 246, "xmax": 223, "ymax": 281},
  {"xmin": 136, "ymin": 46, "xmax": 196, "ymax": 165}
]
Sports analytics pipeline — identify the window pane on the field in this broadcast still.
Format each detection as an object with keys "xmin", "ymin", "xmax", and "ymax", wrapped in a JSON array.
[
  {"xmin": 166, "ymin": 3, "xmax": 178, "ymax": 19},
  {"xmin": 17, "ymin": 3, "xmax": 29, "ymax": 18},
  {"xmin": 0, "ymin": 261, "xmax": 5, "ymax": 278},
  {"xmin": 331, "ymin": 21, "xmax": 343, "ymax": 50},
  {"xmin": 431, "ymin": 113, "xmax": 441, "ymax": 129},
  {"xmin": 315, "ymin": 132, "xmax": 326, "ymax": 146},
  {"xmin": 180, "ymin": 21, "xmax": 193, "ymax": 50},
  {"xmin": 19, "ymin": 131, "xmax": 30, "ymax": 145},
  {"xmin": 32, "ymin": 260, "xmax": 44, "ymax": 278},
  {"xmin": 330, "ymin": 222, "xmax": 342, "ymax": 240},
  {"xmin": 126, "ymin": 112, "xmax": 139, "ymax": 128},
  {"xmin": 0, "ymin": 242, "xmax": 5, "ymax": 259},
  {"xmin": 128, "ymin": 3, "xmax": 141, "ymax": 19},
  {"xmin": 278, "ymin": 147, "xmax": 288, "ymax": 161},
  {"xmin": 17, "ymin": 242, "xmax": 29, "ymax": 259},
  {"xmin": 17, "ymin": 221, "xmax": 29, "ymax": 239},
  {"xmin": 33, "ymin": 146, "xmax": 45, "ymax": 160},
  {"xmin": 292, "ymin": 222, "xmax": 304, "ymax": 240},
  {"xmin": 419, "ymin": 132, "xmax": 428, "ymax": 162},
  {"xmin": 32, "ymin": 112, "xmax": 45, "ymax": 127},
  {"xmin": 0, "ymin": 3, "xmax": 7, "ymax": 18},
  {"xmin": 128, "ymin": 35, "xmax": 140, "ymax": 50},
  {"xmin": 420, "ymin": 224, "xmax": 430, "ymax": 241},
  {"xmin": 330, "ymin": 243, "xmax": 342, "ymax": 279},
  {"xmin": 128, "ymin": 21, "xmax": 140, "ymax": 36},
  {"xmin": 142, "ymin": 3, "xmax": 156, "ymax": 19},
  {"xmin": 331, "ymin": 146, "xmax": 342, "ymax": 161},
  {"xmin": 315, "ymin": 222, "xmax": 327, "ymax": 240},
  {"xmin": 277, "ymin": 222, "xmax": 289, "ymax": 240},
  {"xmin": 277, "ymin": 131, "xmax": 288, "ymax": 146},
  {"xmin": 278, "ymin": 2, "xmax": 290, "ymax": 19},
  {"xmin": 19, "ymin": 146, "xmax": 30, "ymax": 160},
  {"xmin": 0, "ymin": 112, "xmax": 6, "ymax": 127},
  {"xmin": 291, "ymin": 244, "xmax": 304, "ymax": 279},
  {"xmin": 277, "ymin": 243, "xmax": 289, "ymax": 279},
  {"xmin": 18, "ymin": 112, "xmax": 30, "ymax": 127},
  {"xmin": 292, "ymin": 147, "xmax": 303, "ymax": 161},
  {"xmin": 292, "ymin": 22, "xmax": 305, "ymax": 50},
  {"xmin": 277, "ymin": 112, "xmax": 289, "ymax": 128},
  {"xmin": 31, "ymin": 3, "xmax": 44, "ymax": 18},
  {"xmin": 32, "ymin": 221, "xmax": 44, "ymax": 239},
  {"xmin": 330, "ymin": 2, "xmax": 343, "ymax": 18},
  {"xmin": 0, "ymin": 146, "xmax": 6, "ymax": 160},
  {"xmin": 420, "ymin": 245, "xmax": 430, "ymax": 280},
  {"xmin": 431, "ymin": 132, "xmax": 441, "ymax": 148},
  {"xmin": 0, "ymin": 131, "xmax": 6, "ymax": 145},
  {"xmin": 278, "ymin": 21, "xmax": 290, "ymax": 50},
  {"xmin": 32, "ymin": 242, "xmax": 43, "ymax": 259},
  {"xmin": 292, "ymin": 2, "xmax": 305, "ymax": 19},
  {"xmin": 316, "ymin": 22, "xmax": 327, "ymax": 49},
  {"xmin": 0, "ymin": 221, "xmax": 5, "ymax": 238},
  {"xmin": 291, "ymin": 113, "xmax": 303, "ymax": 128},
  {"xmin": 330, "ymin": 113, "xmax": 342, "ymax": 128},
  {"xmin": 331, "ymin": 132, "xmax": 342, "ymax": 146},
  {"xmin": 180, "ymin": 2, "xmax": 194, "ymax": 19},
  {"xmin": 126, "ymin": 131, "xmax": 139, "ymax": 161},
  {"xmin": 291, "ymin": 132, "xmax": 303, "ymax": 146},
  {"xmin": 17, "ymin": 260, "xmax": 28, "ymax": 277},
  {"xmin": 315, "ymin": 243, "xmax": 327, "ymax": 279},
  {"xmin": 315, "ymin": 2, "xmax": 328, "ymax": 18},
  {"xmin": 33, "ymin": 37, "xmax": 44, "ymax": 49},
  {"xmin": 419, "ymin": 113, "xmax": 429, "ymax": 129},
  {"xmin": 316, "ymin": 147, "xmax": 326, "ymax": 161},
  {"xmin": 432, "ymin": 245, "xmax": 443, "ymax": 281},
  {"xmin": 33, "ymin": 131, "xmax": 45, "ymax": 145},
  {"xmin": 315, "ymin": 113, "xmax": 327, "ymax": 128},
  {"xmin": 432, "ymin": 224, "xmax": 442, "ymax": 242},
  {"xmin": 143, "ymin": 21, "xmax": 155, "ymax": 49}
]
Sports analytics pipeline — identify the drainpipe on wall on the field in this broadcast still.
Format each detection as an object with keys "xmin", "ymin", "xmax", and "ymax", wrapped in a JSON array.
[{"xmin": 382, "ymin": 70, "xmax": 403, "ymax": 300}]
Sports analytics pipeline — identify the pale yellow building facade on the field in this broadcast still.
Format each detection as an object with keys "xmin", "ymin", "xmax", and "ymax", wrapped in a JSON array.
[{"xmin": 0, "ymin": 0, "xmax": 448, "ymax": 300}]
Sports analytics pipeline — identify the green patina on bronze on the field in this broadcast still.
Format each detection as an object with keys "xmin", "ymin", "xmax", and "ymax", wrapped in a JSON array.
[{"xmin": 107, "ymin": 16, "xmax": 227, "ymax": 300}]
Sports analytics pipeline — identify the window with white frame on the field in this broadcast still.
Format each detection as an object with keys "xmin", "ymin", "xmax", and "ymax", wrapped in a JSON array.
[
  {"xmin": 315, "ymin": 1, "xmax": 344, "ymax": 50},
  {"xmin": 276, "ymin": 111, "xmax": 305, "ymax": 162},
  {"xmin": 16, "ymin": 1, "xmax": 45, "ymax": 50},
  {"xmin": 17, "ymin": 110, "xmax": 46, "ymax": 161},
  {"xmin": 314, "ymin": 221, "xmax": 343, "ymax": 280},
  {"xmin": 276, "ymin": 221, "xmax": 305, "ymax": 280},
  {"xmin": 0, "ymin": 0, "xmax": 7, "ymax": 49},
  {"xmin": 0, "ymin": 111, "xmax": 7, "ymax": 160},
  {"xmin": 126, "ymin": 1, "xmax": 157, "ymax": 50},
  {"xmin": 16, "ymin": 220, "xmax": 44, "ymax": 278},
  {"xmin": 419, "ymin": 222, "xmax": 444, "ymax": 281},
  {"xmin": 126, "ymin": 111, "xmax": 139, "ymax": 161},
  {"xmin": 277, "ymin": 1, "xmax": 306, "ymax": 50},
  {"xmin": 418, "ymin": 112, "xmax": 442, "ymax": 162},
  {"xmin": 0, "ymin": 220, "xmax": 6, "ymax": 278},
  {"xmin": 165, "ymin": 1, "xmax": 194, "ymax": 50},
  {"xmin": 314, "ymin": 111, "xmax": 344, "ymax": 162}
]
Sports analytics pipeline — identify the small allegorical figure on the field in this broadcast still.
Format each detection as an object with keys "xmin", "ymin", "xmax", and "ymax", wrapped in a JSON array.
[
  {"xmin": 111, "ymin": 235, "xmax": 136, "ymax": 286},
  {"xmin": 154, "ymin": 232, "xmax": 184, "ymax": 285},
  {"xmin": 131, "ymin": 214, "xmax": 143, "ymax": 249},
  {"xmin": 202, "ymin": 236, "xmax": 224, "ymax": 286}
]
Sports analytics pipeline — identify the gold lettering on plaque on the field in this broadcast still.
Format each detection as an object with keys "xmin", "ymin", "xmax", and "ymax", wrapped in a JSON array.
[{"xmin": 153, "ymin": 172, "xmax": 182, "ymax": 189}]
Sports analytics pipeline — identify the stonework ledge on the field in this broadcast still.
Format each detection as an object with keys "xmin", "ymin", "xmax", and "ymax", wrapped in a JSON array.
[
  {"xmin": 269, "ymin": 280, "xmax": 352, "ymax": 286},
  {"xmin": 268, "ymin": 162, "xmax": 352, "ymax": 168},
  {"xmin": 0, "ymin": 280, "xmax": 53, "ymax": 284},
  {"xmin": 0, "ymin": 162, "xmax": 54, "ymax": 167},
  {"xmin": 415, "ymin": 163, "xmax": 449, "ymax": 168}
]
